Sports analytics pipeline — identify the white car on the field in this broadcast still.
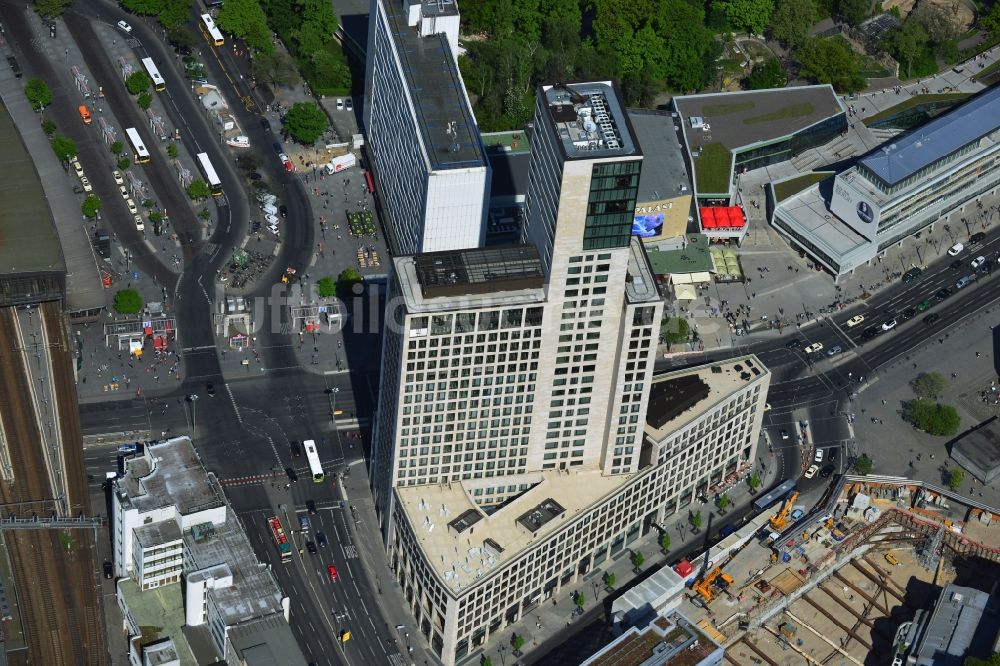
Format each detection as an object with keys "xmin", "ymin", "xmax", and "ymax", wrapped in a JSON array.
[
  {"xmin": 336, "ymin": 98, "xmax": 344, "ymax": 110},
  {"xmin": 134, "ymin": 215, "xmax": 144, "ymax": 231},
  {"xmin": 846, "ymin": 315, "xmax": 865, "ymax": 328},
  {"xmin": 948, "ymin": 242, "xmax": 964, "ymax": 256},
  {"xmin": 881, "ymin": 318, "xmax": 897, "ymax": 331},
  {"xmin": 112, "ymin": 170, "xmax": 124, "ymax": 185},
  {"xmin": 804, "ymin": 342, "xmax": 824, "ymax": 354},
  {"xmin": 804, "ymin": 464, "xmax": 819, "ymax": 479},
  {"xmin": 126, "ymin": 198, "xmax": 138, "ymax": 214},
  {"xmin": 116, "ymin": 20, "xmax": 133, "ymax": 34},
  {"xmin": 972, "ymin": 255, "xmax": 986, "ymax": 268},
  {"xmin": 80, "ymin": 176, "xmax": 92, "ymax": 192},
  {"xmin": 73, "ymin": 160, "xmax": 84, "ymax": 178},
  {"xmin": 119, "ymin": 185, "xmax": 129, "ymax": 199},
  {"xmin": 814, "ymin": 448, "xmax": 824, "ymax": 463},
  {"xmin": 264, "ymin": 213, "xmax": 279, "ymax": 224},
  {"xmin": 266, "ymin": 224, "xmax": 280, "ymax": 235}
]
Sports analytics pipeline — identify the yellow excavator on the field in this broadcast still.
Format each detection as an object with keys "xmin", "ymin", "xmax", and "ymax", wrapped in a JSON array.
[
  {"xmin": 693, "ymin": 566, "xmax": 735, "ymax": 602},
  {"xmin": 769, "ymin": 491, "xmax": 800, "ymax": 532}
]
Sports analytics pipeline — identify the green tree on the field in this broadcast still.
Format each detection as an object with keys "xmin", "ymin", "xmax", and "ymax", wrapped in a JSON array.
[
  {"xmin": 914, "ymin": 372, "xmax": 948, "ymax": 400},
  {"xmin": 631, "ymin": 550, "xmax": 645, "ymax": 570},
  {"xmin": 305, "ymin": 48, "xmax": 352, "ymax": 94},
  {"xmin": 81, "ymin": 194, "xmax": 102, "ymax": 219},
  {"xmin": 42, "ymin": 119, "xmax": 57, "ymax": 136},
  {"xmin": 198, "ymin": 208, "xmax": 212, "ymax": 220},
  {"xmin": 167, "ymin": 142, "xmax": 179, "ymax": 160},
  {"xmin": 480, "ymin": 657, "xmax": 493, "ymax": 666},
  {"xmin": 769, "ymin": 0, "xmax": 817, "ymax": 47},
  {"xmin": 157, "ymin": 0, "xmax": 189, "ymax": 28},
  {"xmin": 316, "ymin": 276, "xmax": 337, "ymax": 298},
  {"xmin": 137, "ymin": 91, "xmax": 153, "ymax": 110},
  {"xmin": 745, "ymin": 57, "xmax": 787, "ymax": 89},
  {"xmin": 283, "ymin": 102, "xmax": 328, "ymax": 144},
  {"xmin": 691, "ymin": 511, "xmax": 703, "ymax": 531},
  {"xmin": 947, "ymin": 467, "xmax": 964, "ymax": 491},
  {"xmin": 252, "ymin": 51, "xmax": 300, "ymax": 88},
  {"xmin": 120, "ymin": 0, "xmax": 166, "ymax": 16},
  {"xmin": 117, "ymin": 157, "xmax": 132, "ymax": 170},
  {"xmin": 113, "ymin": 288, "xmax": 144, "ymax": 314},
  {"xmin": 187, "ymin": 179, "xmax": 211, "ymax": 200},
  {"xmin": 660, "ymin": 533, "xmax": 671, "ymax": 552},
  {"xmin": 965, "ymin": 652, "xmax": 1000, "ymax": 666},
  {"xmin": 797, "ymin": 37, "xmax": 865, "ymax": 93},
  {"xmin": 984, "ymin": 3, "xmax": 1000, "ymax": 38},
  {"xmin": 237, "ymin": 152, "xmax": 263, "ymax": 177},
  {"xmin": 337, "ymin": 267, "xmax": 363, "ymax": 297},
  {"xmin": 166, "ymin": 25, "xmax": 196, "ymax": 50},
  {"xmin": 661, "ymin": 316, "xmax": 691, "ymax": 345},
  {"xmin": 148, "ymin": 211, "xmax": 163, "ymax": 223},
  {"xmin": 715, "ymin": 0, "xmax": 775, "ymax": 34},
  {"xmin": 511, "ymin": 633, "xmax": 526, "ymax": 653},
  {"xmin": 884, "ymin": 20, "xmax": 929, "ymax": 78},
  {"xmin": 716, "ymin": 494, "xmax": 731, "ymax": 512},
  {"xmin": 854, "ymin": 454, "xmax": 874, "ymax": 475},
  {"xmin": 603, "ymin": 572, "xmax": 616, "ymax": 588},
  {"xmin": 34, "ymin": 0, "xmax": 71, "ymax": 18},
  {"xmin": 218, "ymin": 0, "xmax": 273, "ymax": 53},
  {"xmin": 837, "ymin": 0, "xmax": 871, "ymax": 24},
  {"xmin": 51, "ymin": 135, "xmax": 78, "ymax": 161},
  {"xmin": 125, "ymin": 71, "xmax": 152, "ymax": 95},
  {"xmin": 111, "ymin": 140, "xmax": 124, "ymax": 155},
  {"xmin": 749, "ymin": 473, "xmax": 762, "ymax": 490},
  {"xmin": 24, "ymin": 78, "xmax": 53, "ymax": 110},
  {"xmin": 575, "ymin": 592, "xmax": 585, "ymax": 609},
  {"xmin": 904, "ymin": 399, "xmax": 961, "ymax": 436}
]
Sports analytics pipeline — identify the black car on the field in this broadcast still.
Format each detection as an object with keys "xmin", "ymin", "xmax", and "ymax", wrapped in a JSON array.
[
  {"xmin": 206, "ymin": 382, "xmax": 215, "ymax": 397},
  {"xmin": 306, "ymin": 500, "xmax": 316, "ymax": 514},
  {"xmin": 260, "ymin": 118, "xmax": 271, "ymax": 131},
  {"xmin": 290, "ymin": 441, "xmax": 301, "ymax": 457},
  {"xmin": 820, "ymin": 464, "xmax": 835, "ymax": 478},
  {"xmin": 785, "ymin": 339, "xmax": 803, "ymax": 349},
  {"xmin": 970, "ymin": 232, "xmax": 986, "ymax": 244},
  {"xmin": 49, "ymin": 23, "xmax": 56, "ymax": 38},
  {"xmin": 316, "ymin": 531, "xmax": 327, "ymax": 547},
  {"xmin": 252, "ymin": 221, "xmax": 261, "ymax": 232},
  {"xmin": 279, "ymin": 205, "xmax": 288, "ymax": 218},
  {"xmin": 901, "ymin": 307, "xmax": 916, "ymax": 320},
  {"xmin": 185, "ymin": 231, "xmax": 194, "ymax": 244},
  {"xmin": 272, "ymin": 141, "xmax": 282, "ymax": 153},
  {"xmin": 950, "ymin": 260, "xmax": 963, "ymax": 270},
  {"xmin": 286, "ymin": 467, "xmax": 298, "ymax": 483},
  {"xmin": 924, "ymin": 313, "xmax": 941, "ymax": 325},
  {"xmin": 935, "ymin": 287, "xmax": 953, "ymax": 300},
  {"xmin": 861, "ymin": 325, "xmax": 880, "ymax": 339},
  {"xmin": 250, "ymin": 172, "xmax": 263, "ymax": 181},
  {"xmin": 103, "ymin": 561, "xmax": 113, "ymax": 579},
  {"xmin": 306, "ymin": 541, "xmax": 317, "ymax": 554}
]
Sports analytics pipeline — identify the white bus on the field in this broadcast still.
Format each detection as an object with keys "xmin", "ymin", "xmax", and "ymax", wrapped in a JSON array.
[
  {"xmin": 125, "ymin": 127, "xmax": 150, "ymax": 164},
  {"xmin": 200, "ymin": 14, "xmax": 224, "ymax": 47},
  {"xmin": 303, "ymin": 439, "xmax": 324, "ymax": 482},
  {"xmin": 141, "ymin": 57, "xmax": 166, "ymax": 92},
  {"xmin": 196, "ymin": 152, "xmax": 223, "ymax": 196}
]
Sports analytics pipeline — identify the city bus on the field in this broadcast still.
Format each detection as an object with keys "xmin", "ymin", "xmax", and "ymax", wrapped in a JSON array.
[
  {"xmin": 303, "ymin": 439, "xmax": 324, "ymax": 482},
  {"xmin": 195, "ymin": 152, "xmax": 223, "ymax": 196},
  {"xmin": 267, "ymin": 516, "xmax": 292, "ymax": 563},
  {"xmin": 200, "ymin": 14, "xmax": 225, "ymax": 47},
  {"xmin": 124, "ymin": 127, "xmax": 150, "ymax": 164},
  {"xmin": 141, "ymin": 57, "xmax": 166, "ymax": 92}
]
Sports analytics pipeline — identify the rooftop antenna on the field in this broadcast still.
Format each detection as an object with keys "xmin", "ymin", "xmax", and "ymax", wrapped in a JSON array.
[{"xmin": 446, "ymin": 120, "xmax": 460, "ymax": 153}]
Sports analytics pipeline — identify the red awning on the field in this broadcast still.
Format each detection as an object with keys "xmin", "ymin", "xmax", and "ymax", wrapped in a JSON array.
[
  {"xmin": 674, "ymin": 560, "xmax": 694, "ymax": 577},
  {"xmin": 153, "ymin": 335, "xmax": 166, "ymax": 350},
  {"xmin": 699, "ymin": 206, "xmax": 746, "ymax": 230},
  {"xmin": 143, "ymin": 326, "xmax": 153, "ymax": 336}
]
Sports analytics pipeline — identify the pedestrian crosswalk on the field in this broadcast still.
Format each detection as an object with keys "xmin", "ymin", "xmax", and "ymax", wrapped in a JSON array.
[
  {"xmin": 388, "ymin": 654, "xmax": 406, "ymax": 666},
  {"xmin": 343, "ymin": 545, "xmax": 358, "ymax": 559}
]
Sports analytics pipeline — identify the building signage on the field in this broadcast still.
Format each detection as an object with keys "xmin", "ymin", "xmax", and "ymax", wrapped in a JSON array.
[{"xmin": 831, "ymin": 176, "xmax": 880, "ymax": 239}]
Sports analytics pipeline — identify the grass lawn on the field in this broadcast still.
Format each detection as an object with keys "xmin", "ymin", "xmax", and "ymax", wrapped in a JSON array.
[
  {"xmin": 702, "ymin": 101, "xmax": 754, "ymax": 117},
  {"xmin": 773, "ymin": 172, "xmax": 834, "ymax": 202},
  {"xmin": 864, "ymin": 92, "xmax": 971, "ymax": 124},
  {"xmin": 694, "ymin": 143, "xmax": 733, "ymax": 195},
  {"xmin": 743, "ymin": 102, "xmax": 815, "ymax": 125},
  {"xmin": 973, "ymin": 58, "xmax": 1000, "ymax": 82}
]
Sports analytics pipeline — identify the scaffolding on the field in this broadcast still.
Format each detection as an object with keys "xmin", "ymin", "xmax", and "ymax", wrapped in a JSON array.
[
  {"xmin": 118, "ymin": 56, "xmax": 134, "ymax": 82},
  {"xmin": 173, "ymin": 160, "xmax": 192, "ymax": 188},
  {"xmin": 146, "ymin": 108, "xmax": 167, "ymax": 141},
  {"xmin": 70, "ymin": 66, "xmax": 91, "ymax": 98},
  {"xmin": 126, "ymin": 171, "xmax": 147, "ymax": 202},
  {"xmin": 98, "ymin": 117, "xmax": 117, "ymax": 147}
]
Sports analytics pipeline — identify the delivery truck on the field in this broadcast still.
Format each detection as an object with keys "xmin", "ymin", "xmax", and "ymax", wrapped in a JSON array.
[{"xmin": 324, "ymin": 153, "xmax": 356, "ymax": 174}]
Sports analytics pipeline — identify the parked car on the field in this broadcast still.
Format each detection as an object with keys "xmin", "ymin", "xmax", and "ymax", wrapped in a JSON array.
[
  {"xmin": 260, "ymin": 118, "xmax": 271, "ymax": 131},
  {"xmin": 80, "ymin": 177, "xmax": 92, "ymax": 192},
  {"xmin": 336, "ymin": 98, "xmax": 344, "ymax": 110},
  {"xmin": 279, "ymin": 205, "xmax": 288, "ymax": 218},
  {"xmin": 119, "ymin": 185, "xmax": 129, "ymax": 199},
  {"xmin": 820, "ymin": 464, "xmax": 835, "ymax": 478},
  {"xmin": 345, "ymin": 98, "xmax": 353, "ymax": 111},
  {"xmin": 126, "ymin": 198, "xmax": 138, "ymax": 214},
  {"xmin": 272, "ymin": 141, "xmax": 282, "ymax": 153},
  {"xmin": 264, "ymin": 213, "xmax": 279, "ymax": 224},
  {"xmin": 948, "ymin": 242, "xmax": 965, "ymax": 256},
  {"xmin": 103, "ymin": 561, "xmax": 113, "ymax": 578},
  {"xmin": 902, "ymin": 267, "xmax": 922, "ymax": 283},
  {"xmin": 814, "ymin": 448, "xmax": 824, "ymax": 463},
  {"xmin": 279, "ymin": 153, "xmax": 294, "ymax": 172},
  {"xmin": 72, "ymin": 160, "xmax": 84, "ymax": 177},
  {"xmin": 133, "ymin": 215, "xmax": 144, "ymax": 231},
  {"xmin": 970, "ymin": 232, "xmax": 986, "ymax": 244},
  {"xmin": 112, "ymin": 170, "xmax": 124, "ymax": 185}
]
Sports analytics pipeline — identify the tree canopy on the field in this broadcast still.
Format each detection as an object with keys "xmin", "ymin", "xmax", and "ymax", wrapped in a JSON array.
[
  {"xmin": 337, "ymin": 268, "xmax": 363, "ymax": 298},
  {"xmin": 745, "ymin": 57, "xmax": 787, "ymax": 89},
  {"xmin": 261, "ymin": 0, "xmax": 348, "ymax": 94},
  {"xmin": 947, "ymin": 467, "xmax": 964, "ymax": 491},
  {"xmin": 316, "ymin": 276, "xmax": 336, "ymax": 298},
  {"xmin": 714, "ymin": 0, "xmax": 775, "ymax": 34},
  {"xmin": 796, "ymin": 37, "xmax": 865, "ymax": 93},
  {"xmin": 913, "ymin": 372, "xmax": 948, "ymax": 400},
  {"xmin": 113, "ymin": 289, "xmax": 144, "ymax": 314},
  {"xmin": 252, "ymin": 51, "xmax": 300, "ymax": 88},
  {"xmin": 34, "ymin": 0, "xmax": 71, "ymax": 19},
  {"xmin": 904, "ymin": 399, "xmax": 961, "ymax": 437},
  {"xmin": 51, "ymin": 135, "xmax": 78, "ymax": 161},
  {"xmin": 854, "ymin": 454, "xmax": 874, "ymax": 475},
  {"xmin": 25, "ymin": 78, "xmax": 53, "ymax": 110},
  {"xmin": 769, "ymin": 0, "xmax": 816, "ymax": 47},
  {"xmin": 187, "ymin": 179, "xmax": 211, "ymax": 200},
  {"xmin": 218, "ymin": 0, "xmax": 274, "ymax": 53},
  {"xmin": 283, "ymin": 102, "xmax": 328, "ymax": 144},
  {"xmin": 836, "ymin": 0, "xmax": 870, "ymax": 24},
  {"xmin": 125, "ymin": 71, "xmax": 152, "ymax": 95},
  {"xmin": 82, "ymin": 195, "xmax": 102, "ymax": 219}
]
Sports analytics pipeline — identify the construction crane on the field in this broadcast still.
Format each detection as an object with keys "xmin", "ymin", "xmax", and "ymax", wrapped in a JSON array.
[
  {"xmin": 769, "ymin": 491, "xmax": 800, "ymax": 532},
  {"xmin": 693, "ymin": 567, "xmax": 735, "ymax": 601}
]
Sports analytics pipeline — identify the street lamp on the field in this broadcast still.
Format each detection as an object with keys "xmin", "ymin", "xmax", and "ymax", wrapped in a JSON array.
[
  {"xmin": 498, "ymin": 644, "xmax": 507, "ymax": 666},
  {"xmin": 187, "ymin": 394, "xmax": 199, "ymax": 433}
]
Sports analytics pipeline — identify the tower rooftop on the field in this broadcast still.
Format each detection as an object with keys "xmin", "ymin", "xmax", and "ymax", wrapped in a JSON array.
[{"xmin": 540, "ymin": 82, "xmax": 639, "ymax": 160}]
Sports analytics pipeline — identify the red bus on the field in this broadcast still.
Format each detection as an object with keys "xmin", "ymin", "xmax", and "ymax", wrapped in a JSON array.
[
  {"xmin": 267, "ymin": 516, "xmax": 292, "ymax": 562},
  {"xmin": 364, "ymin": 170, "xmax": 375, "ymax": 194}
]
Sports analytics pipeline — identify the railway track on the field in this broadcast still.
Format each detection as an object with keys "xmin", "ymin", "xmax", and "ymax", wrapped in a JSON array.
[{"xmin": 0, "ymin": 307, "xmax": 107, "ymax": 664}]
